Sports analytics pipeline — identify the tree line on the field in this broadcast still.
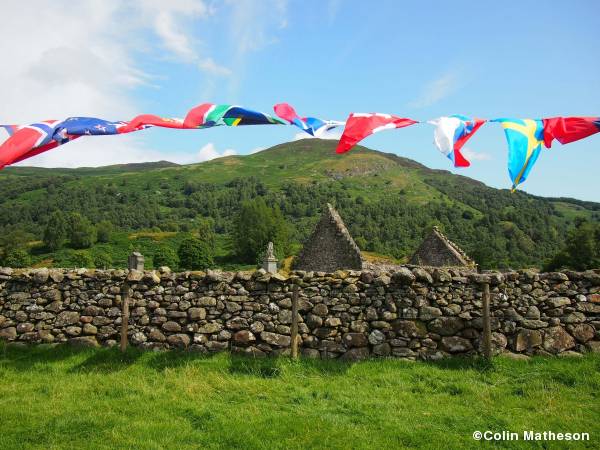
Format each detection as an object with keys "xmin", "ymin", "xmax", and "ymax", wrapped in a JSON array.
[{"xmin": 0, "ymin": 171, "xmax": 598, "ymax": 271}]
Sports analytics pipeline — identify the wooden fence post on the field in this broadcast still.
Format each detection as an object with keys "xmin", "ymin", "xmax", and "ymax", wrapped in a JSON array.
[
  {"xmin": 120, "ymin": 281, "xmax": 130, "ymax": 353},
  {"xmin": 290, "ymin": 283, "xmax": 300, "ymax": 359},
  {"xmin": 482, "ymin": 282, "xmax": 492, "ymax": 360}
]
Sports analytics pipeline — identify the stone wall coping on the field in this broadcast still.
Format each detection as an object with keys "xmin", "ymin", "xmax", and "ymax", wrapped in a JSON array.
[{"xmin": 1, "ymin": 266, "xmax": 599, "ymax": 286}]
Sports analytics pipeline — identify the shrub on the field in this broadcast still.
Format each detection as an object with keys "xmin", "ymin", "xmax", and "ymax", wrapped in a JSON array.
[
  {"xmin": 153, "ymin": 244, "xmax": 179, "ymax": 269},
  {"xmin": 178, "ymin": 237, "xmax": 213, "ymax": 270},
  {"xmin": 2, "ymin": 249, "xmax": 31, "ymax": 268},
  {"xmin": 71, "ymin": 250, "xmax": 95, "ymax": 268},
  {"xmin": 93, "ymin": 250, "xmax": 113, "ymax": 269}
]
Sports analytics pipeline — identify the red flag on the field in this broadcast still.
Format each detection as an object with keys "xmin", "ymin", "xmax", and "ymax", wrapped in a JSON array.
[
  {"xmin": 336, "ymin": 113, "xmax": 417, "ymax": 154},
  {"xmin": 0, "ymin": 121, "xmax": 65, "ymax": 169},
  {"xmin": 542, "ymin": 116, "xmax": 600, "ymax": 148}
]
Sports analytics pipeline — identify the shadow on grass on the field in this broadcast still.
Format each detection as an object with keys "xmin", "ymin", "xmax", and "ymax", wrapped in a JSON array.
[
  {"xmin": 69, "ymin": 347, "xmax": 144, "ymax": 373},
  {"xmin": 144, "ymin": 349, "xmax": 213, "ymax": 371},
  {"xmin": 424, "ymin": 356, "xmax": 496, "ymax": 373},
  {"xmin": 228, "ymin": 355, "xmax": 282, "ymax": 378},
  {"xmin": 0, "ymin": 342, "xmax": 87, "ymax": 371}
]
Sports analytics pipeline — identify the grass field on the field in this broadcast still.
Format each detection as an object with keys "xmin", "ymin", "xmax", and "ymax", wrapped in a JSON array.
[{"xmin": 1, "ymin": 345, "xmax": 599, "ymax": 449}]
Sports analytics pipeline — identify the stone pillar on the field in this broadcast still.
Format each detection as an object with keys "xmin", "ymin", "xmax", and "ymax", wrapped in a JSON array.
[
  {"xmin": 128, "ymin": 252, "xmax": 145, "ymax": 271},
  {"xmin": 262, "ymin": 242, "xmax": 278, "ymax": 274}
]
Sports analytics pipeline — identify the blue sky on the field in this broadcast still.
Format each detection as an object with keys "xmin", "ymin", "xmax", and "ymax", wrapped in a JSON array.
[{"xmin": 1, "ymin": 1, "xmax": 599, "ymax": 200}]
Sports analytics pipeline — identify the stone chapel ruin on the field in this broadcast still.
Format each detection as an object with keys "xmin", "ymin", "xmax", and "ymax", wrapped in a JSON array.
[{"xmin": 295, "ymin": 203, "xmax": 363, "ymax": 272}]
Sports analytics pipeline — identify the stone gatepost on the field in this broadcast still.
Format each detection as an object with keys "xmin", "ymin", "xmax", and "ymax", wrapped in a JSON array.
[{"xmin": 128, "ymin": 252, "xmax": 145, "ymax": 271}]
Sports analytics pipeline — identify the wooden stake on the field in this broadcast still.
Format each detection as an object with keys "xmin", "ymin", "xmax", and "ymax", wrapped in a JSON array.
[
  {"xmin": 290, "ymin": 283, "xmax": 300, "ymax": 359},
  {"xmin": 120, "ymin": 282, "xmax": 130, "ymax": 353},
  {"xmin": 482, "ymin": 282, "xmax": 492, "ymax": 360}
]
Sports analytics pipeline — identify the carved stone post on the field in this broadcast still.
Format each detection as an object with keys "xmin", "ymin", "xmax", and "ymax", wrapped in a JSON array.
[{"xmin": 262, "ymin": 241, "xmax": 278, "ymax": 274}]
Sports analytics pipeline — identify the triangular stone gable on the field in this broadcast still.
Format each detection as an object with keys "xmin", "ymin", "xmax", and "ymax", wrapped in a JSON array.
[
  {"xmin": 409, "ymin": 226, "xmax": 474, "ymax": 268},
  {"xmin": 295, "ymin": 203, "xmax": 363, "ymax": 272}
]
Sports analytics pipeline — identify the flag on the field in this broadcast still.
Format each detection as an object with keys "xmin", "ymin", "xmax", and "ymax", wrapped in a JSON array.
[
  {"xmin": 273, "ymin": 103, "xmax": 345, "ymax": 137},
  {"xmin": 494, "ymin": 118, "xmax": 544, "ymax": 190},
  {"xmin": 336, "ymin": 113, "xmax": 418, "ymax": 154},
  {"xmin": 123, "ymin": 103, "xmax": 285, "ymax": 132},
  {"xmin": 0, "ymin": 120, "xmax": 64, "ymax": 169},
  {"xmin": 0, "ymin": 117, "xmax": 139, "ymax": 168},
  {"xmin": 543, "ymin": 116, "xmax": 600, "ymax": 147},
  {"xmin": 0, "ymin": 124, "xmax": 19, "ymax": 136},
  {"xmin": 427, "ymin": 115, "xmax": 486, "ymax": 167},
  {"xmin": 185, "ymin": 103, "xmax": 285, "ymax": 127}
]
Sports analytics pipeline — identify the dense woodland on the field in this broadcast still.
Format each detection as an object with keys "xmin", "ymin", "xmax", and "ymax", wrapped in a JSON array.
[{"xmin": 0, "ymin": 141, "xmax": 598, "ymax": 271}]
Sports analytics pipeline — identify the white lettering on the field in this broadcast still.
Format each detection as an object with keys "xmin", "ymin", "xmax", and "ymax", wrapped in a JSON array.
[{"xmin": 523, "ymin": 431, "xmax": 590, "ymax": 441}]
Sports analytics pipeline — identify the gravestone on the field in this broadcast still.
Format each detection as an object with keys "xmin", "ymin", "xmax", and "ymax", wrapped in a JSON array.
[
  {"xmin": 295, "ymin": 203, "xmax": 362, "ymax": 272},
  {"xmin": 409, "ymin": 226, "xmax": 474, "ymax": 268}
]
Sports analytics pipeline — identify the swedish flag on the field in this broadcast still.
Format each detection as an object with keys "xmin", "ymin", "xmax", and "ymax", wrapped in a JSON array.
[{"xmin": 494, "ymin": 118, "xmax": 544, "ymax": 190}]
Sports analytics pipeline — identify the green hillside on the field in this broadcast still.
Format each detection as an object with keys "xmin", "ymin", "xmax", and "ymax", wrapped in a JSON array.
[{"xmin": 0, "ymin": 139, "xmax": 598, "ymax": 270}]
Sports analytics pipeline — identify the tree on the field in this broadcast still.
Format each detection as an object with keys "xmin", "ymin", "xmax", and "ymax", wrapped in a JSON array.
[
  {"xmin": 233, "ymin": 198, "xmax": 291, "ymax": 263},
  {"xmin": 178, "ymin": 236, "xmax": 214, "ymax": 270},
  {"xmin": 546, "ymin": 220, "xmax": 600, "ymax": 271},
  {"xmin": 153, "ymin": 244, "xmax": 179, "ymax": 269},
  {"xmin": 43, "ymin": 211, "xmax": 67, "ymax": 251},
  {"xmin": 96, "ymin": 220, "xmax": 113, "ymax": 243},
  {"xmin": 196, "ymin": 217, "xmax": 216, "ymax": 254},
  {"xmin": 68, "ymin": 213, "xmax": 96, "ymax": 249}
]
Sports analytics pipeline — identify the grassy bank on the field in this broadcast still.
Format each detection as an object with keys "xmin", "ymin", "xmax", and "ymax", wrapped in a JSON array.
[{"xmin": 0, "ymin": 344, "xmax": 599, "ymax": 449}]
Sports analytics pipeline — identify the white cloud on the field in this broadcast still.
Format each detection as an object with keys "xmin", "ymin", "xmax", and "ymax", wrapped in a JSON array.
[
  {"xmin": 140, "ymin": 1, "xmax": 230, "ymax": 75},
  {"xmin": 409, "ymin": 70, "xmax": 462, "ymax": 108},
  {"xmin": 198, "ymin": 58, "xmax": 232, "ymax": 76},
  {"xmin": 196, "ymin": 143, "xmax": 237, "ymax": 162},
  {"xmin": 292, "ymin": 128, "xmax": 343, "ymax": 141},
  {"xmin": 13, "ymin": 135, "xmax": 166, "ymax": 168},
  {"xmin": 225, "ymin": 0, "xmax": 288, "ymax": 97},
  {"xmin": 0, "ymin": 1, "xmax": 232, "ymax": 168},
  {"xmin": 461, "ymin": 147, "xmax": 492, "ymax": 162}
]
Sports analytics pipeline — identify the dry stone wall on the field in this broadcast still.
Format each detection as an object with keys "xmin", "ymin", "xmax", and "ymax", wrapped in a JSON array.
[{"xmin": 1, "ymin": 266, "xmax": 599, "ymax": 360}]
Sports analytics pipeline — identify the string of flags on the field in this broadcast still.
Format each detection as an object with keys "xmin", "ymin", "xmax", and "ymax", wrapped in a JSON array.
[{"xmin": 1, "ymin": 102, "xmax": 598, "ymax": 191}]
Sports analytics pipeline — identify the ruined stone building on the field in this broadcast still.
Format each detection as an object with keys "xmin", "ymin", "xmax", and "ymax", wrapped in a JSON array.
[
  {"xmin": 295, "ymin": 203, "xmax": 363, "ymax": 272},
  {"xmin": 409, "ymin": 226, "xmax": 475, "ymax": 268}
]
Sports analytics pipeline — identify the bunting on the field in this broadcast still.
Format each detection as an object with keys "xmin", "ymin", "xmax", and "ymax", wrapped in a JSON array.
[
  {"xmin": 494, "ymin": 118, "xmax": 545, "ymax": 190},
  {"xmin": 1, "ymin": 105, "xmax": 599, "ymax": 191},
  {"xmin": 336, "ymin": 113, "xmax": 418, "ymax": 154},
  {"xmin": 273, "ymin": 103, "xmax": 344, "ymax": 137},
  {"xmin": 427, "ymin": 115, "xmax": 486, "ymax": 168},
  {"xmin": 543, "ymin": 116, "xmax": 600, "ymax": 148}
]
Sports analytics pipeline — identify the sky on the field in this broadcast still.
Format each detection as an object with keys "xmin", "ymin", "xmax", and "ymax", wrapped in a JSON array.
[{"xmin": 1, "ymin": 0, "xmax": 599, "ymax": 201}]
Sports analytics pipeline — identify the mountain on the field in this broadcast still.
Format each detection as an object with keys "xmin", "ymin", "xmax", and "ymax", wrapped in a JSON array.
[{"xmin": 0, "ymin": 139, "xmax": 598, "ymax": 269}]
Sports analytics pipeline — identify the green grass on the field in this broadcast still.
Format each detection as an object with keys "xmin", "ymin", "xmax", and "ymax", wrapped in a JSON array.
[{"xmin": 1, "ymin": 345, "xmax": 599, "ymax": 449}]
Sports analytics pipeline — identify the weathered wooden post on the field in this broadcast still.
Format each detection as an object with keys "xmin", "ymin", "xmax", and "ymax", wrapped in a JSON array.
[
  {"xmin": 120, "ymin": 280, "xmax": 130, "ymax": 353},
  {"xmin": 121, "ymin": 252, "xmax": 144, "ymax": 353},
  {"xmin": 290, "ymin": 283, "xmax": 300, "ymax": 359},
  {"xmin": 482, "ymin": 282, "xmax": 492, "ymax": 360}
]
